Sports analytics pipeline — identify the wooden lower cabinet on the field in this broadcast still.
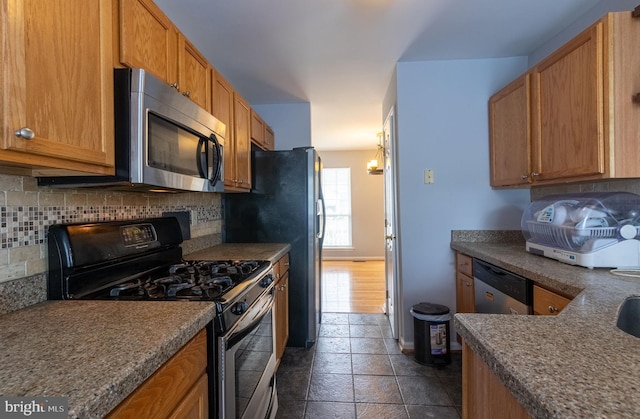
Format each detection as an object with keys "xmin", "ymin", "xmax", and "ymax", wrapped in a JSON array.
[
  {"xmin": 462, "ymin": 341, "xmax": 531, "ymax": 419},
  {"xmin": 274, "ymin": 253, "xmax": 290, "ymax": 370},
  {"xmin": 455, "ymin": 253, "xmax": 475, "ymax": 343},
  {"xmin": 106, "ymin": 328, "xmax": 208, "ymax": 419},
  {"xmin": 533, "ymin": 285, "xmax": 571, "ymax": 315}
]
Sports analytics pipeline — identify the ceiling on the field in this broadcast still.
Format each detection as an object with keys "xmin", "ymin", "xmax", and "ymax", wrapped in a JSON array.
[{"xmin": 154, "ymin": 0, "xmax": 602, "ymax": 151}]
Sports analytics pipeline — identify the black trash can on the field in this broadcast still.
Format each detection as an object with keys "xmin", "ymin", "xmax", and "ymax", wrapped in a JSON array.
[{"xmin": 411, "ymin": 302, "xmax": 451, "ymax": 366}]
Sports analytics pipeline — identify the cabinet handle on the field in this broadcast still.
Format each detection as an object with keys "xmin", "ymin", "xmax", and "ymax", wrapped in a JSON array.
[
  {"xmin": 547, "ymin": 305, "xmax": 558, "ymax": 314},
  {"xmin": 14, "ymin": 127, "xmax": 35, "ymax": 140},
  {"xmin": 182, "ymin": 91, "xmax": 191, "ymax": 98}
]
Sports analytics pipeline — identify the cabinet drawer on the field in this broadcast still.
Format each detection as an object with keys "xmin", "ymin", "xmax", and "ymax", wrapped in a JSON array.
[
  {"xmin": 456, "ymin": 253, "xmax": 473, "ymax": 277},
  {"xmin": 533, "ymin": 285, "xmax": 570, "ymax": 315}
]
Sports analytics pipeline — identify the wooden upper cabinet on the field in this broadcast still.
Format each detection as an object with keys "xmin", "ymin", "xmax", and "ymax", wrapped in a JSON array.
[
  {"xmin": 119, "ymin": 0, "xmax": 211, "ymax": 110},
  {"xmin": 212, "ymin": 70, "xmax": 239, "ymax": 189},
  {"xmin": 250, "ymin": 110, "xmax": 265, "ymax": 147},
  {"xmin": 489, "ymin": 11, "xmax": 640, "ymax": 187},
  {"xmin": 531, "ymin": 21, "xmax": 605, "ymax": 182},
  {"xmin": 119, "ymin": 0, "xmax": 179, "ymax": 86},
  {"xmin": 265, "ymin": 125, "xmax": 275, "ymax": 150},
  {"xmin": 178, "ymin": 35, "xmax": 211, "ymax": 112},
  {"xmin": 1, "ymin": 0, "xmax": 115, "ymax": 175},
  {"xmin": 233, "ymin": 93, "xmax": 252, "ymax": 190},
  {"xmin": 489, "ymin": 74, "xmax": 531, "ymax": 187}
]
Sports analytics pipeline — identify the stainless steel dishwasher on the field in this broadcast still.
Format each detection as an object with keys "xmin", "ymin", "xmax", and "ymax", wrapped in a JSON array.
[{"xmin": 473, "ymin": 259, "xmax": 532, "ymax": 314}]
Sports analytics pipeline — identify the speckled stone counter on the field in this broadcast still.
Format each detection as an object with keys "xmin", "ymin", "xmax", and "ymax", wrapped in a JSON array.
[
  {"xmin": 184, "ymin": 242, "xmax": 291, "ymax": 263},
  {"xmin": 0, "ymin": 300, "xmax": 215, "ymax": 418},
  {"xmin": 451, "ymin": 241, "xmax": 640, "ymax": 418}
]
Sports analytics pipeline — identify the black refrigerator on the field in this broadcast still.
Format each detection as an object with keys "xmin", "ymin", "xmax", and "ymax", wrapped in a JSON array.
[{"xmin": 223, "ymin": 147, "xmax": 325, "ymax": 348}]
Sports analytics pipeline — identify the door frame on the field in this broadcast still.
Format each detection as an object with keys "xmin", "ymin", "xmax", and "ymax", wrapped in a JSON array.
[{"xmin": 383, "ymin": 106, "xmax": 401, "ymax": 340}]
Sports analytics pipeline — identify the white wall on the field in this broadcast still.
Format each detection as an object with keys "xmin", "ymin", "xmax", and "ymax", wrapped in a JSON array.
[
  {"xmin": 393, "ymin": 57, "xmax": 530, "ymax": 349},
  {"xmin": 320, "ymin": 149, "xmax": 385, "ymax": 260},
  {"xmin": 252, "ymin": 103, "xmax": 312, "ymax": 150}
]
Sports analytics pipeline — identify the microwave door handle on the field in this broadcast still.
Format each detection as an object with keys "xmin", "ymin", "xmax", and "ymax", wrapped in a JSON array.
[
  {"xmin": 196, "ymin": 137, "xmax": 208, "ymax": 180},
  {"xmin": 210, "ymin": 134, "xmax": 222, "ymax": 186}
]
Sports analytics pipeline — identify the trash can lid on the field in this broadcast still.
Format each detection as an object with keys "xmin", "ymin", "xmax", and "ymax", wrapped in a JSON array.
[{"xmin": 412, "ymin": 302, "xmax": 450, "ymax": 316}]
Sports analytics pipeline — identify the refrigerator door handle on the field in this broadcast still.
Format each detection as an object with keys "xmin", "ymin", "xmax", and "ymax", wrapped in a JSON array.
[{"xmin": 316, "ymin": 198, "xmax": 325, "ymax": 241}]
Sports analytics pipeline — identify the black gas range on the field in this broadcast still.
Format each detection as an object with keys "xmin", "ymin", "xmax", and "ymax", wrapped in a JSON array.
[
  {"xmin": 47, "ymin": 217, "xmax": 279, "ymax": 419},
  {"xmin": 47, "ymin": 217, "xmax": 273, "ymax": 334}
]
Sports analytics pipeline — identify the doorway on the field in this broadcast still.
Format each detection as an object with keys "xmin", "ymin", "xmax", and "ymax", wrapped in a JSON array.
[{"xmin": 321, "ymin": 260, "xmax": 385, "ymax": 313}]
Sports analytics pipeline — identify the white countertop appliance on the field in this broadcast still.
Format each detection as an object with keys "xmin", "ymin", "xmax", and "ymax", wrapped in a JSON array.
[{"xmin": 522, "ymin": 192, "xmax": 640, "ymax": 268}]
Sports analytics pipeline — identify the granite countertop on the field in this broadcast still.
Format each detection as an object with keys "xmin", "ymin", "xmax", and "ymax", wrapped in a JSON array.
[
  {"xmin": 0, "ymin": 300, "xmax": 215, "ymax": 418},
  {"xmin": 184, "ymin": 242, "xmax": 291, "ymax": 263},
  {"xmin": 451, "ymin": 241, "xmax": 640, "ymax": 418},
  {"xmin": 0, "ymin": 242, "xmax": 290, "ymax": 417}
]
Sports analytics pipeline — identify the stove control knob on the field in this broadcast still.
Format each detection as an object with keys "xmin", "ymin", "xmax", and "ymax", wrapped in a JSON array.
[
  {"xmin": 260, "ymin": 274, "xmax": 274, "ymax": 288},
  {"xmin": 231, "ymin": 301, "xmax": 248, "ymax": 315}
]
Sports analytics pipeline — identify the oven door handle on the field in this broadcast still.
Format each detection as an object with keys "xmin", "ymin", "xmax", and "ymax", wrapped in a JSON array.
[{"xmin": 226, "ymin": 290, "xmax": 274, "ymax": 350}]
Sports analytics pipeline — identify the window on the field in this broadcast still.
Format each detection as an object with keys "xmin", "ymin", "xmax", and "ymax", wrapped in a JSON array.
[{"xmin": 322, "ymin": 168, "xmax": 352, "ymax": 248}]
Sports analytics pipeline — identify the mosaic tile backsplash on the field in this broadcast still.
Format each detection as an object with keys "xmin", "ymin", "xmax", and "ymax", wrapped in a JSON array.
[{"xmin": 0, "ymin": 174, "xmax": 223, "ymax": 285}]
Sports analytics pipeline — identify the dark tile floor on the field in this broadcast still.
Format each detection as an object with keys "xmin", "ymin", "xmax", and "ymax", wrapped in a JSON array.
[{"xmin": 275, "ymin": 313, "xmax": 462, "ymax": 419}]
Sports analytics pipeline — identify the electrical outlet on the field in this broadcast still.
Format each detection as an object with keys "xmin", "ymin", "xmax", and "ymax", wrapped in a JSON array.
[{"xmin": 424, "ymin": 169, "xmax": 434, "ymax": 184}]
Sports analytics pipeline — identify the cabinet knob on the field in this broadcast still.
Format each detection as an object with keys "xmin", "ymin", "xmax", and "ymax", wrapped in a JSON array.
[
  {"xmin": 14, "ymin": 127, "xmax": 35, "ymax": 140},
  {"xmin": 520, "ymin": 174, "xmax": 529, "ymax": 180},
  {"xmin": 531, "ymin": 172, "xmax": 540, "ymax": 177},
  {"xmin": 182, "ymin": 91, "xmax": 191, "ymax": 98},
  {"xmin": 170, "ymin": 82, "xmax": 179, "ymax": 90},
  {"xmin": 284, "ymin": 262, "xmax": 289, "ymax": 267},
  {"xmin": 547, "ymin": 305, "xmax": 558, "ymax": 314}
]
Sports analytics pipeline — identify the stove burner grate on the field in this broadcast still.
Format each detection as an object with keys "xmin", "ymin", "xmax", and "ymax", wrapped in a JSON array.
[{"xmin": 106, "ymin": 260, "xmax": 266, "ymax": 300}]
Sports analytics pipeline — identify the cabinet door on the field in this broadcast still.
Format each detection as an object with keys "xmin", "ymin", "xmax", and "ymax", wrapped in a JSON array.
[
  {"xmin": 532, "ymin": 22, "xmax": 605, "ymax": 182},
  {"xmin": 456, "ymin": 272, "xmax": 475, "ymax": 314},
  {"xmin": 106, "ymin": 329, "xmax": 208, "ymax": 418},
  {"xmin": 489, "ymin": 74, "xmax": 531, "ymax": 187},
  {"xmin": 265, "ymin": 125, "xmax": 275, "ymax": 150},
  {"xmin": 167, "ymin": 373, "xmax": 208, "ymax": 419},
  {"xmin": 233, "ymin": 93, "xmax": 252, "ymax": 190},
  {"xmin": 119, "ymin": 0, "xmax": 178, "ymax": 86},
  {"xmin": 462, "ymin": 342, "xmax": 531, "ymax": 419},
  {"xmin": 211, "ymin": 70, "xmax": 237, "ymax": 188},
  {"xmin": 250, "ymin": 110, "xmax": 265, "ymax": 147},
  {"xmin": 179, "ymin": 35, "xmax": 211, "ymax": 112},
  {"xmin": 2, "ymin": 0, "xmax": 115, "ymax": 174}
]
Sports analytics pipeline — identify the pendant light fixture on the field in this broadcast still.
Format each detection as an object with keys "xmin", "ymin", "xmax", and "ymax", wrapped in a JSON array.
[{"xmin": 367, "ymin": 132, "xmax": 384, "ymax": 175}]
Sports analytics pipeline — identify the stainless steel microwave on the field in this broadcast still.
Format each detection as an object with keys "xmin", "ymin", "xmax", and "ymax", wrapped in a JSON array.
[{"xmin": 38, "ymin": 68, "xmax": 225, "ymax": 192}]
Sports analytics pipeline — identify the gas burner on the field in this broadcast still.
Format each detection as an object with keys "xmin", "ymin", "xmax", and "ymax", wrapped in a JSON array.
[{"xmin": 103, "ymin": 260, "xmax": 269, "ymax": 301}]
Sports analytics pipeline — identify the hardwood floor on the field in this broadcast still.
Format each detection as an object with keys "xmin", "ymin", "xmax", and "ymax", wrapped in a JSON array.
[{"xmin": 321, "ymin": 260, "xmax": 386, "ymax": 314}]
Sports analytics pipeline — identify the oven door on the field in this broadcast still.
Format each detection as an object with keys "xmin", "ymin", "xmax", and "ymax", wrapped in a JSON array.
[{"xmin": 218, "ymin": 286, "xmax": 277, "ymax": 419}]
